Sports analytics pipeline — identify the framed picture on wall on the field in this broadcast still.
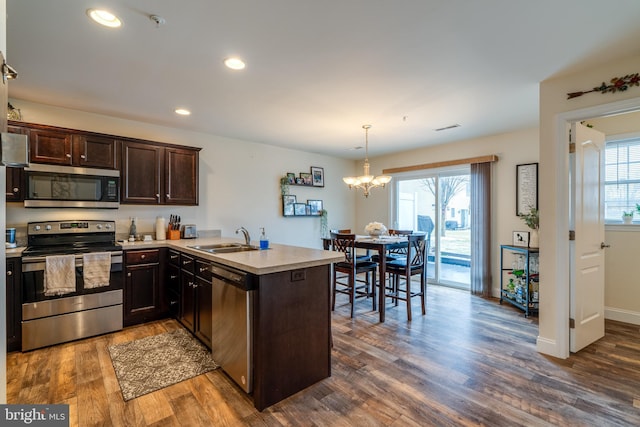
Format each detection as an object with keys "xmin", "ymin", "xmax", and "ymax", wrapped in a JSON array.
[
  {"xmin": 516, "ymin": 163, "xmax": 538, "ymax": 216},
  {"xmin": 311, "ymin": 166, "xmax": 324, "ymax": 187},
  {"xmin": 283, "ymin": 195, "xmax": 296, "ymax": 216},
  {"xmin": 300, "ymin": 172, "xmax": 312, "ymax": 186},
  {"xmin": 293, "ymin": 203, "xmax": 307, "ymax": 216},
  {"xmin": 307, "ymin": 199, "xmax": 323, "ymax": 215}
]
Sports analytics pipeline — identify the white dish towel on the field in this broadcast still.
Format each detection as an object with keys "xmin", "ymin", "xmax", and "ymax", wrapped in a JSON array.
[
  {"xmin": 44, "ymin": 255, "xmax": 76, "ymax": 296},
  {"xmin": 83, "ymin": 252, "xmax": 111, "ymax": 289}
]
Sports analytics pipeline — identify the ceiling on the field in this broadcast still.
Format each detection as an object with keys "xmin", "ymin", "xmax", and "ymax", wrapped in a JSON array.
[{"xmin": 6, "ymin": 1, "xmax": 640, "ymax": 159}]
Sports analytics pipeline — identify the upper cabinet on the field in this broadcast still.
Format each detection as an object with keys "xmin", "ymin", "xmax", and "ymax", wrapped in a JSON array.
[
  {"xmin": 73, "ymin": 134, "xmax": 118, "ymax": 169},
  {"xmin": 121, "ymin": 140, "xmax": 200, "ymax": 205},
  {"xmin": 8, "ymin": 120, "xmax": 201, "ymax": 206},
  {"xmin": 27, "ymin": 125, "xmax": 117, "ymax": 169}
]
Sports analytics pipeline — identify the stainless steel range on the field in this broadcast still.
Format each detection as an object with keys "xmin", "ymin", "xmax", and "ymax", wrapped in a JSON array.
[{"xmin": 21, "ymin": 220, "xmax": 123, "ymax": 351}]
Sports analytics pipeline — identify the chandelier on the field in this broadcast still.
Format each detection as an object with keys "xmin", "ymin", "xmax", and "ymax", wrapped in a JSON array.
[{"xmin": 343, "ymin": 125, "xmax": 392, "ymax": 197}]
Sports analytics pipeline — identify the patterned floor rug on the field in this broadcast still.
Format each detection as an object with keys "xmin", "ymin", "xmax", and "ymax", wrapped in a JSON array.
[{"xmin": 108, "ymin": 328, "xmax": 219, "ymax": 401}]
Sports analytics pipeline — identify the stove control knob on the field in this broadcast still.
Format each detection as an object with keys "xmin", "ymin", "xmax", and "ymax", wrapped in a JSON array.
[
  {"xmin": 45, "ymin": 225, "xmax": 52, "ymax": 231},
  {"xmin": 34, "ymin": 225, "xmax": 41, "ymax": 231},
  {"xmin": 105, "ymin": 223, "xmax": 112, "ymax": 229},
  {"xmin": 96, "ymin": 224, "xmax": 103, "ymax": 230}
]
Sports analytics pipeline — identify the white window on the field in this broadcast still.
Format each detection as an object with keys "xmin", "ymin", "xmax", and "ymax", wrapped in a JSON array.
[{"xmin": 605, "ymin": 136, "xmax": 640, "ymax": 222}]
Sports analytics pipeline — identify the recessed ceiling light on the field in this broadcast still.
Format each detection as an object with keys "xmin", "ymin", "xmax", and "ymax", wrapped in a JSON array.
[
  {"xmin": 224, "ymin": 57, "xmax": 246, "ymax": 70},
  {"xmin": 87, "ymin": 9, "xmax": 123, "ymax": 28},
  {"xmin": 175, "ymin": 108, "xmax": 191, "ymax": 116}
]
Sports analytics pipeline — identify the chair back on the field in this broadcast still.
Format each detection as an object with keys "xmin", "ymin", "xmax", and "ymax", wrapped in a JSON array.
[
  {"xmin": 388, "ymin": 229, "xmax": 413, "ymax": 256},
  {"xmin": 407, "ymin": 233, "xmax": 427, "ymax": 268},
  {"xmin": 331, "ymin": 232, "xmax": 357, "ymax": 264}
]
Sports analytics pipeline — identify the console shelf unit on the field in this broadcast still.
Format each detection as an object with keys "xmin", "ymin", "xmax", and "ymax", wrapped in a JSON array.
[{"xmin": 500, "ymin": 244, "xmax": 539, "ymax": 317}]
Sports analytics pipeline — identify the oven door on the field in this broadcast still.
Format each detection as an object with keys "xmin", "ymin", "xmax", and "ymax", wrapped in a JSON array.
[{"xmin": 22, "ymin": 252, "xmax": 123, "ymax": 304}]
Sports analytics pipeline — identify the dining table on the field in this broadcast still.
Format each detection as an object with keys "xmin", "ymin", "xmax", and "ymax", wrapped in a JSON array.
[{"xmin": 322, "ymin": 234, "xmax": 408, "ymax": 322}]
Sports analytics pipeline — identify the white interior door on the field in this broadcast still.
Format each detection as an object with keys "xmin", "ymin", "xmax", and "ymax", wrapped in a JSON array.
[{"xmin": 570, "ymin": 122, "xmax": 606, "ymax": 352}]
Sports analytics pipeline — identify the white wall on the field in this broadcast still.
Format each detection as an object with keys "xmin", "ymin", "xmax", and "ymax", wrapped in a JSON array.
[
  {"xmin": 6, "ymin": 100, "xmax": 357, "ymax": 249},
  {"xmin": 539, "ymin": 54, "xmax": 640, "ymax": 358},
  {"xmin": 354, "ymin": 127, "xmax": 540, "ymax": 297}
]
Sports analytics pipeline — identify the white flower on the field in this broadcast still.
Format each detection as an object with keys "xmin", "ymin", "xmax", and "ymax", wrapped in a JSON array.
[{"xmin": 365, "ymin": 222, "xmax": 387, "ymax": 235}]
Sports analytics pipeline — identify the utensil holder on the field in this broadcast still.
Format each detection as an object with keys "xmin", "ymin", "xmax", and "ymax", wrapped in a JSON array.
[{"xmin": 168, "ymin": 230, "xmax": 181, "ymax": 240}]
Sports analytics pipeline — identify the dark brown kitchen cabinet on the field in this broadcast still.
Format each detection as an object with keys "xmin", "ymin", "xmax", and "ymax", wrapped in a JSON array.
[
  {"xmin": 72, "ymin": 134, "xmax": 118, "ymax": 169},
  {"xmin": 121, "ymin": 140, "xmax": 200, "ymax": 205},
  {"xmin": 124, "ymin": 248, "xmax": 166, "ymax": 326},
  {"xmin": 5, "ymin": 166, "xmax": 23, "ymax": 201},
  {"xmin": 194, "ymin": 259, "xmax": 213, "ymax": 348},
  {"xmin": 177, "ymin": 253, "xmax": 212, "ymax": 348},
  {"xmin": 27, "ymin": 124, "xmax": 118, "ymax": 169},
  {"xmin": 180, "ymin": 254, "xmax": 196, "ymax": 332},
  {"xmin": 6, "ymin": 259, "xmax": 22, "ymax": 352},
  {"xmin": 165, "ymin": 249, "xmax": 181, "ymax": 318}
]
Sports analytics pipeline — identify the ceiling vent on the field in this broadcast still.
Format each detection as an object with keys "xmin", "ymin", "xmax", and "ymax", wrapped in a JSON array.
[{"xmin": 434, "ymin": 124, "xmax": 461, "ymax": 132}]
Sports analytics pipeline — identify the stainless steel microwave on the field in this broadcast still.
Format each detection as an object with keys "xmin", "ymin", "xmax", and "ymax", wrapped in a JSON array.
[{"xmin": 24, "ymin": 164, "xmax": 120, "ymax": 208}]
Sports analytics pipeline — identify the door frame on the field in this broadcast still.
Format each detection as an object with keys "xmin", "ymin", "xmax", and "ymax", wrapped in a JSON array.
[{"xmin": 547, "ymin": 96, "xmax": 640, "ymax": 359}]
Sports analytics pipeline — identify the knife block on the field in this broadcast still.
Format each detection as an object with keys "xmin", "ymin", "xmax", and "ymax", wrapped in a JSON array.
[{"xmin": 168, "ymin": 229, "xmax": 181, "ymax": 240}]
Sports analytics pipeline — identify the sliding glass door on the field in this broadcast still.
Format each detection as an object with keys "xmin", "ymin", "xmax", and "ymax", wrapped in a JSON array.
[{"xmin": 392, "ymin": 168, "xmax": 470, "ymax": 289}]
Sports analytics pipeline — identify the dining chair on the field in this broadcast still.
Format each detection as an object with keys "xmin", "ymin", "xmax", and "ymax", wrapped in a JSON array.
[
  {"xmin": 330, "ymin": 229, "xmax": 371, "ymax": 261},
  {"xmin": 383, "ymin": 233, "xmax": 427, "ymax": 321},
  {"xmin": 330, "ymin": 232, "xmax": 378, "ymax": 318}
]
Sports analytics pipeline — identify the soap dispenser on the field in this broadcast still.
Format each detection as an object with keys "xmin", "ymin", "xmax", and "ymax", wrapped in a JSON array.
[{"xmin": 259, "ymin": 227, "xmax": 269, "ymax": 250}]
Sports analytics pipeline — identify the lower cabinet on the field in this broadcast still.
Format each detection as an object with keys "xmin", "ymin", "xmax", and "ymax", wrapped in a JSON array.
[
  {"xmin": 171, "ymin": 252, "xmax": 212, "ymax": 348},
  {"xmin": 124, "ymin": 248, "xmax": 167, "ymax": 326},
  {"xmin": 6, "ymin": 258, "xmax": 22, "ymax": 352}
]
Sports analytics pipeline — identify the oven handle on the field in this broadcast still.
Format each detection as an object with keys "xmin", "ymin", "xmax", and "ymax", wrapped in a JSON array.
[{"xmin": 22, "ymin": 253, "xmax": 123, "ymax": 272}]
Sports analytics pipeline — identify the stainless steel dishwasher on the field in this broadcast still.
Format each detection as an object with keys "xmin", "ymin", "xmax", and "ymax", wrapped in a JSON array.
[{"xmin": 211, "ymin": 262, "xmax": 255, "ymax": 393}]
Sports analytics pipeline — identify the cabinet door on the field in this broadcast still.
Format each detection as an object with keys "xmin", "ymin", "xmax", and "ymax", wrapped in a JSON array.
[
  {"xmin": 164, "ymin": 147, "xmax": 199, "ymax": 205},
  {"xmin": 180, "ymin": 271, "xmax": 196, "ymax": 331},
  {"xmin": 121, "ymin": 141, "xmax": 163, "ymax": 204},
  {"xmin": 73, "ymin": 134, "xmax": 118, "ymax": 169},
  {"xmin": 29, "ymin": 128, "xmax": 73, "ymax": 165},
  {"xmin": 195, "ymin": 276, "xmax": 212, "ymax": 349},
  {"xmin": 6, "ymin": 259, "xmax": 22, "ymax": 352},
  {"xmin": 5, "ymin": 167, "xmax": 23, "ymax": 201},
  {"xmin": 124, "ymin": 263, "xmax": 160, "ymax": 325}
]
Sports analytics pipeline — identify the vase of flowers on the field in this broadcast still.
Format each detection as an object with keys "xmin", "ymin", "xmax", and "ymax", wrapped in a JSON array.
[
  {"xmin": 364, "ymin": 221, "xmax": 387, "ymax": 237},
  {"xmin": 520, "ymin": 207, "xmax": 539, "ymax": 248},
  {"xmin": 623, "ymin": 211, "xmax": 634, "ymax": 224}
]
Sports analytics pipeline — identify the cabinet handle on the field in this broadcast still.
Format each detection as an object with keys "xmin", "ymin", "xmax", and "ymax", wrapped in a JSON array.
[
  {"xmin": 199, "ymin": 267, "xmax": 207, "ymax": 273},
  {"xmin": 170, "ymin": 275, "xmax": 178, "ymax": 279},
  {"xmin": 80, "ymin": 154, "xmax": 86, "ymax": 159},
  {"xmin": 156, "ymin": 194, "xmax": 160, "ymax": 198},
  {"xmin": 12, "ymin": 187, "xmax": 19, "ymax": 193},
  {"xmin": 170, "ymin": 255, "xmax": 178, "ymax": 260},
  {"xmin": 166, "ymin": 194, "xmax": 170, "ymax": 199},
  {"xmin": 66, "ymin": 153, "xmax": 71, "ymax": 158},
  {"xmin": 189, "ymin": 281, "xmax": 194, "ymax": 287},
  {"xmin": 183, "ymin": 260, "xmax": 190, "ymax": 265},
  {"xmin": 170, "ymin": 300, "xmax": 178, "ymax": 306},
  {"xmin": 7, "ymin": 270, "xmax": 12, "ymax": 276},
  {"xmin": 141, "ymin": 254, "xmax": 146, "ymax": 259},
  {"xmin": 127, "ymin": 272, "xmax": 132, "ymax": 277}
]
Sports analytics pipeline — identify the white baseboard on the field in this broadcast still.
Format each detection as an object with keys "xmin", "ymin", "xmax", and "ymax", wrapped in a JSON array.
[{"xmin": 605, "ymin": 306, "xmax": 640, "ymax": 325}]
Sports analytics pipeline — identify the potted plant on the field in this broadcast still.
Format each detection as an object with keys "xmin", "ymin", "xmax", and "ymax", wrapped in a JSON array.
[
  {"xmin": 622, "ymin": 211, "xmax": 634, "ymax": 224},
  {"xmin": 520, "ymin": 207, "xmax": 539, "ymax": 247}
]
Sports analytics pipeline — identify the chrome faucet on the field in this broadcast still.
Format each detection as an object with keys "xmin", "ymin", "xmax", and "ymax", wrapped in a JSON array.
[{"xmin": 235, "ymin": 227, "xmax": 251, "ymax": 245}]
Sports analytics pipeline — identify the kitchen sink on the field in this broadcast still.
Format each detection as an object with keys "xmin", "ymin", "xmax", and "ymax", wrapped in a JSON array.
[{"xmin": 188, "ymin": 243, "xmax": 260, "ymax": 254}]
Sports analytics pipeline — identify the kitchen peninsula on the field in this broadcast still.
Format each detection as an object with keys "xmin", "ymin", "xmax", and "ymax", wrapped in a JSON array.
[{"xmin": 122, "ymin": 237, "xmax": 343, "ymax": 411}]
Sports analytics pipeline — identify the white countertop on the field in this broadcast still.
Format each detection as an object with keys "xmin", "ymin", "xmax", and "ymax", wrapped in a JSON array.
[
  {"xmin": 6, "ymin": 238, "xmax": 343, "ymax": 275},
  {"xmin": 120, "ymin": 237, "xmax": 343, "ymax": 275}
]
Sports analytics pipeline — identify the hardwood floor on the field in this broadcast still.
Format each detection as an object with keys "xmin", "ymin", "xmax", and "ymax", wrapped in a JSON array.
[{"xmin": 7, "ymin": 285, "xmax": 640, "ymax": 426}]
